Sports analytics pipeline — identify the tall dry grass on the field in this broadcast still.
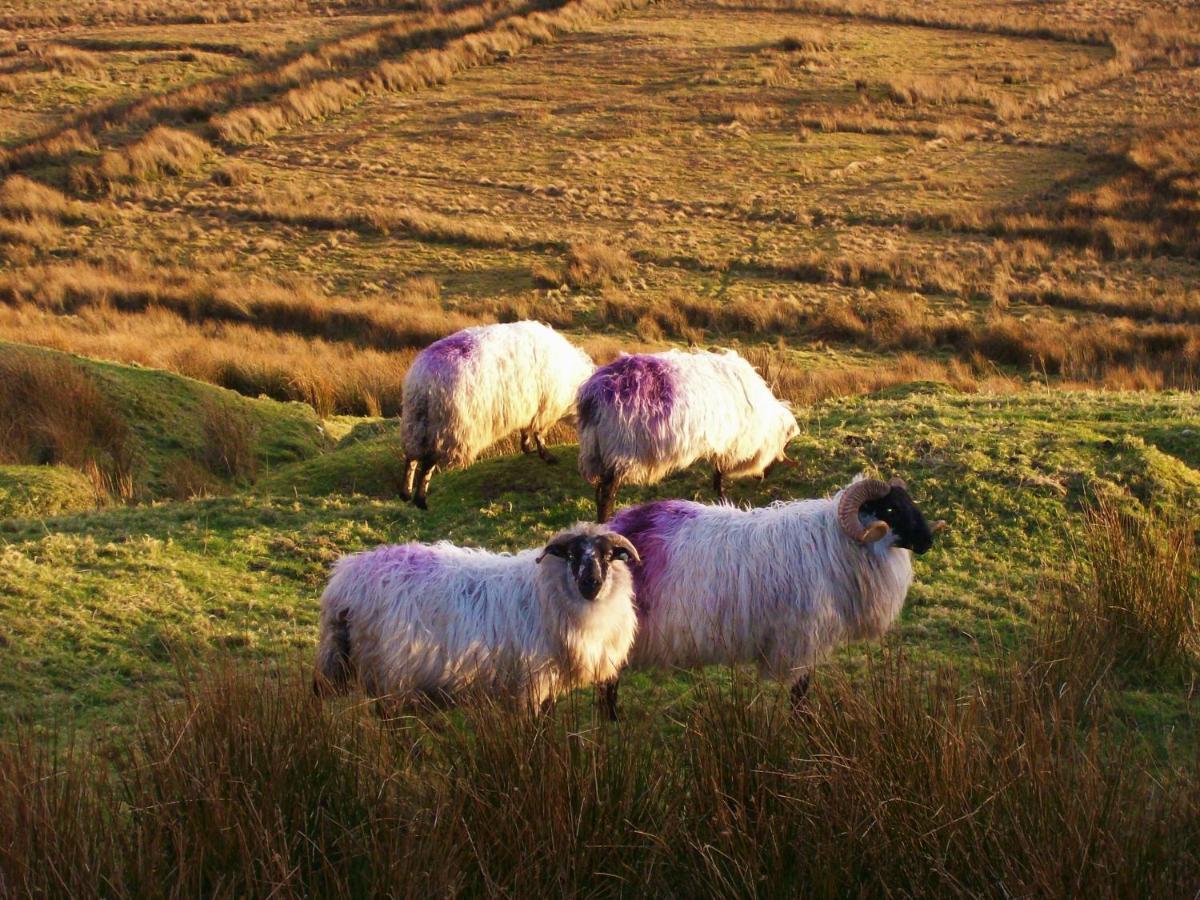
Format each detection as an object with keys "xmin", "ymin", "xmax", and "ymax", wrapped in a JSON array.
[
  {"xmin": 0, "ymin": 646, "xmax": 1195, "ymax": 896},
  {"xmin": 0, "ymin": 259, "xmax": 484, "ymax": 353},
  {"xmin": 0, "ymin": 349, "xmax": 137, "ymax": 499},
  {"xmin": 1038, "ymin": 500, "xmax": 1199, "ymax": 693},
  {"xmin": 69, "ymin": 127, "xmax": 213, "ymax": 194},
  {"xmin": 0, "ymin": 303, "xmax": 421, "ymax": 417}
]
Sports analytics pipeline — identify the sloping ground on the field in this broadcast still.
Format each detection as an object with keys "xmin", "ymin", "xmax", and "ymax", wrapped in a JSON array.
[
  {"xmin": 2, "ymin": 383, "xmax": 1196, "ymax": 730},
  {"xmin": 0, "ymin": 341, "xmax": 326, "ymax": 504}
]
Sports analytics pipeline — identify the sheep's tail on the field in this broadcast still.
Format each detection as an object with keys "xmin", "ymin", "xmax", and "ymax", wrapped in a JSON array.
[{"xmin": 313, "ymin": 603, "xmax": 354, "ymax": 697}]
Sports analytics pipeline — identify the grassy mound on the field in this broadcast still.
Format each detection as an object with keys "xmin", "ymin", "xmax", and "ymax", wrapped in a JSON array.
[
  {"xmin": 0, "ymin": 342, "xmax": 326, "ymax": 500},
  {"xmin": 0, "ymin": 465, "xmax": 98, "ymax": 520}
]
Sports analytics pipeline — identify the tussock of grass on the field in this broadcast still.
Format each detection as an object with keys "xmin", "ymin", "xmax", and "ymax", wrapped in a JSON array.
[
  {"xmin": 199, "ymin": 399, "xmax": 261, "ymax": 483},
  {"xmin": 564, "ymin": 240, "xmax": 633, "ymax": 289},
  {"xmin": 0, "ymin": 175, "xmax": 94, "ymax": 224},
  {"xmin": 1039, "ymin": 500, "xmax": 1200, "ymax": 691},
  {"xmin": 70, "ymin": 126, "xmax": 213, "ymax": 194}
]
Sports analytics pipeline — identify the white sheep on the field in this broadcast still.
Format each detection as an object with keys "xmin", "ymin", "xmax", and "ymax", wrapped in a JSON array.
[
  {"xmin": 600, "ymin": 477, "xmax": 945, "ymax": 718},
  {"xmin": 576, "ymin": 348, "xmax": 799, "ymax": 521},
  {"xmin": 401, "ymin": 320, "xmax": 594, "ymax": 509},
  {"xmin": 314, "ymin": 524, "xmax": 641, "ymax": 712}
]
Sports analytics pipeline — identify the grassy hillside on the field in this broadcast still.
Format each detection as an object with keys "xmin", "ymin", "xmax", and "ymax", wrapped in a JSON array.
[{"xmin": 3, "ymin": 381, "xmax": 1196, "ymax": 738}]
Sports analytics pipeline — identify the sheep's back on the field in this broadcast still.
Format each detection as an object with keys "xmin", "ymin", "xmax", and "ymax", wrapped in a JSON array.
[
  {"xmin": 322, "ymin": 543, "xmax": 547, "ymax": 696},
  {"xmin": 612, "ymin": 499, "xmax": 913, "ymax": 675},
  {"xmin": 577, "ymin": 350, "xmax": 791, "ymax": 483},
  {"xmin": 404, "ymin": 322, "xmax": 592, "ymax": 465}
]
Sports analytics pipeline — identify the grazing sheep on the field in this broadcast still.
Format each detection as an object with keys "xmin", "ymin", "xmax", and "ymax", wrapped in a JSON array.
[
  {"xmin": 314, "ymin": 525, "xmax": 641, "ymax": 712},
  {"xmin": 600, "ymin": 477, "xmax": 945, "ymax": 719},
  {"xmin": 576, "ymin": 349, "xmax": 799, "ymax": 522},
  {"xmin": 401, "ymin": 321, "xmax": 594, "ymax": 509}
]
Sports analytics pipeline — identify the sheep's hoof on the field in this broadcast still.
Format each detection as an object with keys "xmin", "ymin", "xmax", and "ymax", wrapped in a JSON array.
[
  {"xmin": 398, "ymin": 488, "xmax": 412, "ymax": 502},
  {"xmin": 541, "ymin": 454, "xmax": 559, "ymax": 466},
  {"xmin": 414, "ymin": 496, "xmax": 429, "ymax": 511}
]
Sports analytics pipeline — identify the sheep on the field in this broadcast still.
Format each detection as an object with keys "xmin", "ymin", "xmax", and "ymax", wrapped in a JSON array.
[
  {"xmin": 314, "ymin": 524, "xmax": 641, "ymax": 713},
  {"xmin": 400, "ymin": 321, "xmax": 594, "ymax": 509},
  {"xmin": 576, "ymin": 348, "xmax": 799, "ymax": 522},
  {"xmin": 600, "ymin": 476, "xmax": 946, "ymax": 719}
]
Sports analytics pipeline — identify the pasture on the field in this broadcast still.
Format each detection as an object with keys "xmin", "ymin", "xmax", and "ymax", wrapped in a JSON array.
[{"xmin": 0, "ymin": 0, "xmax": 1198, "ymax": 894}]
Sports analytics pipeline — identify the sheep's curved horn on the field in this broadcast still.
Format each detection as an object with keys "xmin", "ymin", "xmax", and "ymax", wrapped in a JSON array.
[
  {"xmin": 837, "ymin": 478, "xmax": 891, "ymax": 543},
  {"xmin": 603, "ymin": 533, "xmax": 642, "ymax": 566}
]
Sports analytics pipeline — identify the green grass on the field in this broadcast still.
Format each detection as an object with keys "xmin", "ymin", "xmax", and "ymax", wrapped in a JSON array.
[
  {"xmin": 0, "ymin": 342, "xmax": 326, "ymax": 501},
  {"xmin": 0, "ymin": 465, "xmax": 98, "ymax": 519},
  {"xmin": 2, "ymin": 378, "xmax": 1197, "ymax": 741}
]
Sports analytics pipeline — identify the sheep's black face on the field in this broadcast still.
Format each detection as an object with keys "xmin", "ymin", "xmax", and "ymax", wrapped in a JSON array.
[
  {"xmin": 860, "ymin": 486, "xmax": 934, "ymax": 554},
  {"xmin": 539, "ymin": 534, "xmax": 638, "ymax": 601}
]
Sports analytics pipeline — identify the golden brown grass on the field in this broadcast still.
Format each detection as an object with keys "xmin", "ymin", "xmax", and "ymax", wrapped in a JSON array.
[
  {"xmin": 69, "ymin": 127, "xmax": 213, "ymax": 194},
  {"xmin": 0, "ymin": 2, "xmax": 512, "ymax": 173},
  {"xmin": 0, "ymin": 258, "xmax": 484, "ymax": 352},
  {"xmin": 724, "ymin": 0, "xmax": 1113, "ymax": 45},
  {"xmin": 0, "ymin": 303, "xmax": 420, "ymax": 416},
  {"xmin": 563, "ymin": 240, "xmax": 633, "ymax": 289},
  {"xmin": 0, "ymin": 0, "xmax": 401, "ymax": 31},
  {"xmin": 0, "ymin": 175, "xmax": 96, "ymax": 223},
  {"xmin": 1, "ymin": 649, "xmax": 1196, "ymax": 896},
  {"xmin": 1037, "ymin": 500, "xmax": 1200, "ymax": 696},
  {"xmin": 215, "ymin": 0, "xmax": 657, "ymax": 144}
]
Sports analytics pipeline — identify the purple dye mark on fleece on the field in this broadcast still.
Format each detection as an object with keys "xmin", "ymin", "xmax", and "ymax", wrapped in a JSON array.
[
  {"xmin": 361, "ymin": 543, "xmax": 440, "ymax": 581},
  {"xmin": 418, "ymin": 329, "xmax": 478, "ymax": 378},
  {"xmin": 609, "ymin": 500, "xmax": 699, "ymax": 619},
  {"xmin": 578, "ymin": 355, "xmax": 675, "ymax": 429}
]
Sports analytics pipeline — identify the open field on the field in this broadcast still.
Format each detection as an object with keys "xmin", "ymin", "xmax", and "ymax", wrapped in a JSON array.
[{"xmin": 1, "ymin": 0, "xmax": 1199, "ymax": 894}]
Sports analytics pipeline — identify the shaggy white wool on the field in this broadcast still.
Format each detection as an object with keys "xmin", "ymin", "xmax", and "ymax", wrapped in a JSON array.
[
  {"xmin": 315, "ymin": 527, "xmax": 637, "ymax": 709},
  {"xmin": 614, "ymin": 487, "xmax": 914, "ymax": 682},
  {"xmin": 403, "ymin": 320, "xmax": 594, "ymax": 470},
  {"xmin": 577, "ymin": 348, "xmax": 798, "ymax": 486}
]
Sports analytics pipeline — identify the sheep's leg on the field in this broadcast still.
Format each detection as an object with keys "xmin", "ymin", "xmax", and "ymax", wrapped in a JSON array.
[
  {"xmin": 533, "ymin": 433, "xmax": 557, "ymax": 465},
  {"xmin": 413, "ymin": 458, "xmax": 437, "ymax": 511},
  {"xmin": 399, "ymin": 456, "xmax": 418, "ymax": 502},
  {"xmin": 712, "ymin": 468, "xmax": 728, "ymax": 502},
  {"xmin": 520, "ymin": 430, "xmax": 534, "ymax": 454},
  {"xmin": 596, "ymin": 470, "xmax": 620, "ymax": 523},
  {"xmin": 790, "ymin": 673, "xmax": 811, "ymax": 711},
  {"xmin": 597, "ymin": 677, "xmax": 620, "ymax": 722}
]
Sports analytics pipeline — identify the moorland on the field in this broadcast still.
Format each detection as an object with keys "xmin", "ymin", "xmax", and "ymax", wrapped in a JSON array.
[{"xmin": 1, "ymin": 0, "xmax": 1198, "ymax": 894}]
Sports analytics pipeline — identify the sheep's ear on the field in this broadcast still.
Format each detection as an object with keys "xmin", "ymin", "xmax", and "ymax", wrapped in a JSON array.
[{"xmin": 536, "ymin": 537, "xmax": 573, "ymax": 564}]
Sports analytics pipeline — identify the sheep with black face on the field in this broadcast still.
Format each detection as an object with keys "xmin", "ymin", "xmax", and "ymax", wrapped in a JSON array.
[
  {"xmin": 600, "ymin": 476, "xmax": 945, "ymax": 718},
  {"xmin": 314, "ymin": 524, "xmax": 640, "ymax": 711}
]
